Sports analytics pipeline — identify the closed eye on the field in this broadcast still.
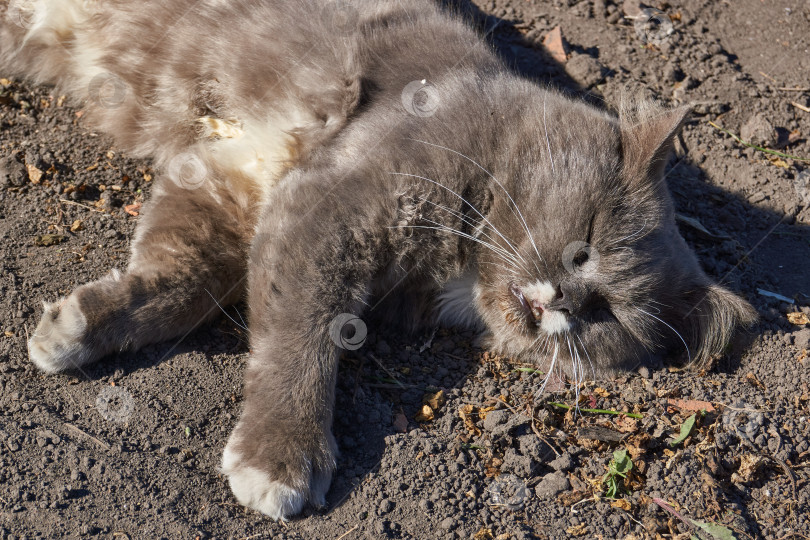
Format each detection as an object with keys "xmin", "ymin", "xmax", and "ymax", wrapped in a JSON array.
[{"xmin": 586, "ymin": 212, "xmax": 596, "ymax": 245}]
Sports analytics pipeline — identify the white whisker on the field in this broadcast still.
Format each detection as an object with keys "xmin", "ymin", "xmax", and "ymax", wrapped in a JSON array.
[
  {"xmin": 404, "ymin": 140, "xmax": 547, "ymax": 276},
  {"xmin": 636, "ymin": 307, "xmax": 691, "ymax": 364}
]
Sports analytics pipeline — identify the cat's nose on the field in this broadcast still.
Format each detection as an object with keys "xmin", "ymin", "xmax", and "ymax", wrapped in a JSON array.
[{"xmin": 545, "ymin": 282, "xmax": 578, "ymax": 315}]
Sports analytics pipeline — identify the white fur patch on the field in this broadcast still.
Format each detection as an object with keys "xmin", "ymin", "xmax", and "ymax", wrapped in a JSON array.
[
  {"xmin": 28, "ymin": 294, "xmax": 90, "ymax": 373},
  {"xmin": 221, "ymin": 440, "xmax": 306, "ymax": 521},
  {"xmin": 522, "ymin": 280, "xmax": 570, "ymax": 335},
  {"xmin": 540, "ymin": 310, "xmax": 570, "ymax": 335},
  {"xmin": 521, "ymin": 280, "xmax": 556, "ymax": 305},
  {"xmin": 436, "ymin": 271, "xmax": 482, "ymax": 329}
]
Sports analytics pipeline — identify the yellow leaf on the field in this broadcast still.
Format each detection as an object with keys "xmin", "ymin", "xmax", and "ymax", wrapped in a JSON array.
[
  {"xmin": 566, "ymin": 523, "xmax": 588, "ymax": 536},
  {"xmin": 787, "ymin": 312, "xmax": 810, "ymax": 326},
  {"xmin": 473, "ymin": 528, "xmax": 494, "ymax": 540},
  {"xmin": 26, "ymin": 163, "xmax": 43, "ymax": 184},
  {"xmin": 611, "ymin": 499, "xmax": 632, "ymax": 511},
  {"xmin": 415, "ymin": 404, "xmax": 434, "ymax": 422}
]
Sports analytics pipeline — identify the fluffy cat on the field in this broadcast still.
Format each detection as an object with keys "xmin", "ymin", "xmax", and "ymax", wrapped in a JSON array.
[{"xmin": 2, "ymin": 0, "xmax": 756, "ymax": 519}]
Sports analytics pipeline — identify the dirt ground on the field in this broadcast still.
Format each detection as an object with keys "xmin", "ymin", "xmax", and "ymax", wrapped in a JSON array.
[{"xmin": 1, "ymin": 0, "xmax": 809, "ymax": 538}]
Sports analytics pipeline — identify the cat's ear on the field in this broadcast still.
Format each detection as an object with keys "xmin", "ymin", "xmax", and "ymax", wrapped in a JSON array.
[
  {"xmin": 620, "ymin": 102, "xmax": 691, "ymax": 181},
  {"xmin": 678, "ymin": 282, "xmax": 758, "ymax": 368}
]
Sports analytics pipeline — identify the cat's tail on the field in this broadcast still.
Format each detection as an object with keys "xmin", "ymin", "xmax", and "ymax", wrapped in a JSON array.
[{"xmin": 0, "ymin": 0, "xmax": 94, "ymax": 89}]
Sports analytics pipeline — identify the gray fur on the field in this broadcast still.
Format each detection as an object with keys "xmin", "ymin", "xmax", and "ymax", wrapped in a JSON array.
[{"xmin": 4, "ymin": 0, "xmax": 756, "ymax": 519}]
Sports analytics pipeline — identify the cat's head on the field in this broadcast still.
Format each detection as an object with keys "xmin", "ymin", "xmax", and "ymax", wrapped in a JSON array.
[{"xmin": 474, "ymin": 97, "xmax": 757, "ymax": 378}]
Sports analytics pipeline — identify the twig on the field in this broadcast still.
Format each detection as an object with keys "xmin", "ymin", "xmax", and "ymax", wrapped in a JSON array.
[
  {"xmin": 336, "ymin": 525, "xmax": 359, "ymax": 540},
  {"xmin": 778, "ymin": 87, "xmax": 810, "ymax": 92},
  {"xmin": 548, "ymin": 402, "xmax": 643, "ymax": 419},
  {"xmin": 58, "ymin": 198, "xmax": 109, "ymax": 214},
  {"xmin": 791, "ymin": 101, "xmax": 810, "ymax": 113},
  {"xmin": 63, "ymin": 423, "xmax": 111, "ymax": 451},
  {"xmin": 708, "ymin": 121, "xmax": 810, "ymax": 162}
]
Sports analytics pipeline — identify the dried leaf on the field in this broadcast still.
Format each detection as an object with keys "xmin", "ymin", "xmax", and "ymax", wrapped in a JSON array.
[
  {"xmin": 615, "ymin": 415, "xmax": 640, "ymax": 433},
  {"xmin": 745, "ymin": 372, "xmax": 765, "ymax": 389},
  {"xmin": 124, "ymin": 202, "xmax": 141, "ymax": 217},
  {"xmin": 667, "ymin": 398, "xmax": 716, "ymax": 413},
  {"xmin": 484, "ymin": 456, "xmax": 502, "ymax": 477},
  {"xmin": 26, "ymin": 163, "xmax": 43, "ymax": 184},
  {"xmin": 473, "ymin": 528, "xmax": 494, "ymax": 540},
  {"xmin": 415, "ymin": 404, "xmax": 434, "ymax": 422},
  {"xmin": 34, "ymin": 234, "xmax": 66, "ymax": 247},
  {"xmin": 70, "ymin": 220, "xmax": 84, "ymax": 232},
  {"xmin": 393, "ymin": 413, "xmax": 408, "ymax": 433},
  {"xmin": 731, "ymin": 454, "xmax": 766, "ymax": 483},
  {"xmin": 788, "ymin": 129, "xmax": 802, "ymax": 144},
  {"xmin": 610, "ymin": 499, "xmax": 632, "ymax": 511},
  {"xmin": 459, "ymin": 404, "xmax": 481, "ymax": 437},
  {"xmin": 423, "ymin": 389, "xmax": 446, "ymax": 410},
  {"xmin": 565, "ymin": 523, "xmax": 588, "ymax": 536},
  {"xmin": 542, "ymin": 26, "xmax": 569, "ymax": 63},
  {"xmin": 769, "ymin": 156, "xmax": 790, "ymax": 168},
  {"xmin": 558, "ymin": 490, "xmax": 587, "ymax": 506},
  {"xmin": 787, "ymin": 312, "xmax": 810, "ymax": 326},
  {"xmin": 594, "ymin": 387, "xmax": 610, "ymax": 398}
]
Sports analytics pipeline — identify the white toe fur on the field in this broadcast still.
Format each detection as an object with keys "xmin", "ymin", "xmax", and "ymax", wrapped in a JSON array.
[
  {"xmin": 28, "ymin": 295, "xmax": 91, "ymax": 373},
  {"xmin": 221, "ymin": 441, "xmax": 306, "ymax": 520}
]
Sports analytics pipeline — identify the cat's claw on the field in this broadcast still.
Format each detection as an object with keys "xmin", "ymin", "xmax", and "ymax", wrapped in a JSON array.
[
  {"xmin": 221, "ymin": 441, "xmax": 331, "ymax": 520},
  {"xmin": 28, "ymin": 295, "xmax": 92, "ymax": 373}
]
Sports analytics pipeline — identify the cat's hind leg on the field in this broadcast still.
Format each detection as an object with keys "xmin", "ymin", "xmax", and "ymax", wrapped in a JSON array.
[{"xmin": 28, "ymin": 172, "xmax": 256, "ymax": 373}]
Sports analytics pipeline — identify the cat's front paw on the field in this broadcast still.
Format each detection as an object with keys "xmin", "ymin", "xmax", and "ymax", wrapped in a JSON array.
[
  {"xmin": 221, "ymin": 424, "xmax": 335, "ymax": 520},
  {"xmin": 28, "ymin": 295, "xmax": 92, "ymax": 373}
]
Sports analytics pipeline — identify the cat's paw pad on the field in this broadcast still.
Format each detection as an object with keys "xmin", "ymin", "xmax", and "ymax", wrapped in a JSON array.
[
  {"xmin": 221, "ymin": 438, "xmax": 333, "ymax": 520},
  {"xmin": 28, "ymin": 295, "xmax": 91, "ymax": 373}
]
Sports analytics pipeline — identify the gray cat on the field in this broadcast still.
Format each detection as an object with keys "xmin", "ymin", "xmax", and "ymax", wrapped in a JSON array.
[{"xmin": 2, "ymin": 0, "xmax": 756, "ymax": 519}]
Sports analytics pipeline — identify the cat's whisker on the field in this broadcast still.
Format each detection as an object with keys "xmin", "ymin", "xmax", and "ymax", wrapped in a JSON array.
[
  {"xmin": 415, "ymin": 196, "xmax": 528, "ymax": 271},
  {"xmin": 575, "ymin": 334, "xmax": 597, "ymax": 380},
  {"xmin": 607, "ymin": 218, "xmax": 648, "ymax": 247},
  {"xmin": 403, "ymin": 141, "xmax": 547, "ymax": 277},
  {"xmin": 390, "ymin": 223, "xmax": 525, "ymax": 273},
  {"xmin": 418, "ymin": 218, "xmax": 526, "ymax": 271},
  {"xmin": 538, "ymin": 337, "xmax": 560, "ymax": 396},
  {"xmin": 635, "ymin": 307, "xmax": 691, "ymax": 364},
  {"xmin": 389, "ymin": 171, "xmax": 528, "ymax": 268},
  {"xmin": 542, "ymin": 94, "xmax": 555, "ymax": 175},
  {"xmin": 564, "ymin": 332, "xmax": 580, "ymax": 410},
  {"xmin": 205, "ymin": 289, "xmax": 248, "ymax": 332}
]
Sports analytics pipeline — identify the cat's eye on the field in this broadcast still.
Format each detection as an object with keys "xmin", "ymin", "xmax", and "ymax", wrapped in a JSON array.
[{"xmin": 585, "ymin": 213, "xmax": 596, "ymax": 244}]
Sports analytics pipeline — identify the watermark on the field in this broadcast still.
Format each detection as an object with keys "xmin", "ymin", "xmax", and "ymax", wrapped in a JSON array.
[
  {"xmin": 6, "ymin": 0, "xmax": 40, "ymax": 29},
  {"xmin": 719, "ymin": 400, "xmax": 765, "ymax": 443},
  {"xmin": 320, "ymin": 0, "xmax": 360, "ymax": 36},
  {"xmin": 96, "ymin": 386, "xmax": 134, "ymax": 424},
  {"xmin": 633, "ymin": 8, "xmax": 674, "ymax": 47},
  {"xmin": 488, "ymin": 474, "xmax": 530, "ymax": 510},
  {"xmin": 401, "ymin": 80, "xmax": 440, "ymax": 118},
  {"xmin": 329, "ymin": 313, "xmax": 367, "ymax": 350},
  {"xmin": 794, "ymin": 169, "xmax": 810, "ymax": 206},
  {"xmin": 167, "ymin": 151, "xmax": 208, "ymax": 190},
  {"xmin": 87, "ymin": 73, "xmax": 128, "ymax": 109},
  {"xmin": 561, "ymin": 241, "xmax": 600, "ymax": 275}
]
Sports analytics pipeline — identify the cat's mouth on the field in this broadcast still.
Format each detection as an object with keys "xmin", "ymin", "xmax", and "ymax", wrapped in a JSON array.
[
  {"xmin": 508, "ymin": 282, "xmax": 571, "ymax": 335},
  {"xmin": 509, "ymin": 282, "xmax": 541, "ymax": 322}
]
